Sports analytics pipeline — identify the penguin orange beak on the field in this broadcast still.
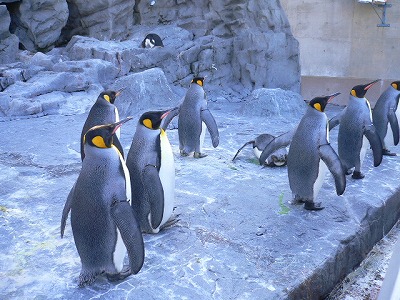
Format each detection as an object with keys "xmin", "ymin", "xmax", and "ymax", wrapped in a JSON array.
[
  {"xmin": 364, "ymin": 79, "xmax": 380, "ymax": 91},
  {"xmin": 111, "ymin": 116, "xmax": 133, "ymax": 135},
  {"xmin": 115, "ymin": 87, "xmax": 127, "ymax": 97},
  {"xmin": 161, "ymin": 110, "xmax": 170, "ymax": 119},
  {"xmin": 327, "ymin": 92, "xmax": 341, "ymax": 103}
]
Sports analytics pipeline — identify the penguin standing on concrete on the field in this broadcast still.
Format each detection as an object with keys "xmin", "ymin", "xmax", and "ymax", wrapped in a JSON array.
[
  {"xmin": 80, "ymin": 90, "xmax": 123, "ymax": 161},
  {"xmin": 372, "ymin": 81, "xmax": 400, "ymax": 156},
  {"xmin": 162, "ymin": 76, "xmax": 219, "ymax": 158},
  {"xmin": 126, "ymin": 110, "xmax": 175, "ymax": 234},
  {"xmin": 61, "ymin": 117, "xmax": 144, "ymax": 287},
  {"xmin": 141, "ymin": 33, "xmax": 164, "ymax": 48},
  {"xmin": 259, "ymin": 93, "xmax": 345, "ymax": 210},
  {"xmin": 232, "ymin": 133, "xmax": 288, "ymax": 167},
  {"xmin": 337, "ymin": 80, "xmax": 383, "ymax": 179}
]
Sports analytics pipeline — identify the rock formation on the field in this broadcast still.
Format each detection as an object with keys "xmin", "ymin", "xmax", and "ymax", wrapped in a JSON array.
[{"xmin": 0, "ymin": 0, "xmax": 301, "ymax": 119}]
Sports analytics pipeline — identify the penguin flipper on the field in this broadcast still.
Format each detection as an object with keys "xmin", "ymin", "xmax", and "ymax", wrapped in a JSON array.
[
  {"xmin": 328, "ymin": 107, "xmax": 346, "ymax": 131},
  {"xmin": 161, "ymin": 106, "xmax": 180, "ymax": 130},
  {"xmin": 388, "ymin": 108, "xmax": 400, "ymax": 145},
  {"xmin": 318, "ymin": 143, "xmax": 346, "ymax": 196},
  {"xmin": 232, "ymin": 141, "xmax": 255, "ymax": 161},
  {"xmin": 364, "ymin": 124, "xmax": 383, "ymax": 167},
  {"xmin": 110, "ymin": 199, "xmax": 145, "ymax": 274},
  {"xmin": 113, "ymin": 135, "xmax": 124, "ymax": 158},
  {"xmin": 142, "ymin": 165, "xmax": 164, "ymax": 229},
  {"xmin": 259, "ymin": 127, "xmax": 295, "ymax": 165},
  {"xmin": 200, "ymin": 108, "xmax": 219, "ymax": 148},
  {"xmin": 61, "ymin": 184, "xmax": 75, "ymax": 238}
]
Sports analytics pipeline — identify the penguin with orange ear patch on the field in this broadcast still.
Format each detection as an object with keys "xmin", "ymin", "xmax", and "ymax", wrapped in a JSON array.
[
  {"xmin": 80, "ymin": 90, "xmax": 124, "ymax": 161},
  {"xmin": 260, "ymin": 93, "xmax": 345, "ymax": 211},
  {"xmin": 126, "ymin": 110, "xmax": 175, "ymax": 234},
  {"xmin": 61, "ymin": 117, "xmax": 144, "ymax": 287},
  {"xmin": 338, "ymin": 80, "xmax": 383, "ymax": 179},
  {"xmin": 372, "ymin": 81, "xmax": 400, "ymax": 156}
]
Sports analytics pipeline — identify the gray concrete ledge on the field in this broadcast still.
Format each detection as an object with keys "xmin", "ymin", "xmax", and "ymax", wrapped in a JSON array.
[{"xmin": 1, "ymin": 103, "xmax": 400, "ymax": 299}]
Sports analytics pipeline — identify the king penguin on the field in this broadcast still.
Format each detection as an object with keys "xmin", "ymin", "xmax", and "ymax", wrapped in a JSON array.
[
  {"xmin": 61, "ymin": 117, "xmax": 144, "ymax": 287},
  {"xmin": 141, "ymin": 33, "xmax": 164, "ymax": 48},
  {"xmin": 162, "ymin": 76, "xmax": 219, "ymax": 158},
  {"xmin": 126, "ymin": 110, "xmax": 175, "ymax": 234},
  {"xmin": 232, "ymin": 133, "xmax": 288, "ymax": 167},
  {"xmin": 337, "ymin": 80, "xmax": 383, "ymax": 179},
  {"xmin": 372, "ymin": 81, "xmax": 400, "ymax": 156},
  {"xmin": 80, "ymin": 90, "xmax": 123, "ymax": 161},
  {"xmin": 259, "ymin": 93, "xmax": 345, "ymax": 210}
]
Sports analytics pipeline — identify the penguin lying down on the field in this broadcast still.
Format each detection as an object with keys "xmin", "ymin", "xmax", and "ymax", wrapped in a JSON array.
[{"xmin": 232, "ymin": 133, "xmax": 288, "ymax": 167}]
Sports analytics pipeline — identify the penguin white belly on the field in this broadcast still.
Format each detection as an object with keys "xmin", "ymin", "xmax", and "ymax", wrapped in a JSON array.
[
  {"xmin": 112, "ymin": 146, "xmax": 130, "ymax": 271},
  {"xmin": 253, "ymin": 147, "xmax": 262, "ymax": 159},
  {"xmin": 386, "ymin": 106, "xmax": 400, "ymax": 146},
  {"xmin": 158, "ymin": 131, "xmax": 175, "ymax": 228},
  {"xmin": 199, "ymin": 122, "xmax": 206, "ymax": 152},
  {"xmin": 385, "ymin": 123, "xmax": 394, "ymax": 147},
  {"xmin": 313, "ymin": 160, "xmax": 328, "ymax": 200},
  {"xmin": 115, "ymin": 107, "xmax": 121, "ymax": 139},
  {"xmin": 360, "ymin": 136, "xmax": 369, "ymax": 166}
]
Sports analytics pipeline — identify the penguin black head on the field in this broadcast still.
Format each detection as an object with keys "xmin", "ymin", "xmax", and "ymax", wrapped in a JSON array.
[
  {"xmin": 391, "ymin": 81, "xmax": 400, "ymax": 91},
  {"xmin": 191, "ymin": 76, "xmax": 205, "ymax": 87},
  {"xmin": 98, "ymin": 89, "xmax": 124, "ymax": 104},
  {"xmin": 139, "ymin": 110, "xmax": 170, "ymax": 130},
  {"xmin": 350, "ymin": 79, "xmax": 380, "ymax": 98},
  {"xmin": 84, "ymin": 117, "xmax": 133, "ymax": 149},
  {"xmin": 309, "ymin": 92, "xmax": 341, "ymax": 112}
]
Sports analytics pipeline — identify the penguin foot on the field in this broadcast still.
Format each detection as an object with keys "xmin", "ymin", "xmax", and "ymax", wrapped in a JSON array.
[
  {"xmin": 106, "ymin": 266, "xmax": 132, "ymax": 282},
  {"xmin": 352, "ymin": 171, "xmax": 365, "ymax": 179},
  {"xmin": 345, "ymin": 169, "xmax": 353, "ymax": 175},
  {"xmin": 180, "ymin": 150, "xmax": 189, "ymax": 157},
  {"xmin": 383, "ymin": 149, "xmax": 397, "ymax": 156},
  {"xmin": 304, "ymin": 201, "xmax": 324, "ymax": 211},
  {"xmin": 161, "ymin": 215, "xmax": 181, "ymax": 230},
  {"xmin": 292, "ymin": 196, "xmax": 306, "ymax": 205},
  {"xmin": 194, "ymin": 152, "xmax": 208, "ymax": 158},
  {"xmin": 78, "ymin": 271, "xmax": 99, "ymax": 287}
]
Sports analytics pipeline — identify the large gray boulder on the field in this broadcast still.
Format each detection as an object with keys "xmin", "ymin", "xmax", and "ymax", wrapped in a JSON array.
[
  {"xmin": 59, "ymin": 0, "xmax": 135, "ymax": 43},
  {"xmin": 110, "ymin": 67, "xmax": 180, "ymax": 118},
  {"xmin": 0, "ymin": 52, "xmax": 120, "ymax": 117},
  {"xmin": 239, "ymin": 88, "xmax": 305, "ymax": 119},
  {"xmin": 0, "ymin": 5, "xmax": 19, "ymax": 64},
  {"xmin": 10, "ymin": 0, "xmax": 68, "ymax": 51}
]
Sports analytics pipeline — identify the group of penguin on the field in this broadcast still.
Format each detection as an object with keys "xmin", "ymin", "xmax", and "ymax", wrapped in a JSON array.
[
  {"xmin": 60, "ymin": 76, "xmax": 219, "ymax": 287},
  {"xmin": 59, "ymin": 63, "xmax": 400, "ymax": 286},
  {"xmin": 235, "ymin": 79, "xmax": 400, "ymax": 211}
]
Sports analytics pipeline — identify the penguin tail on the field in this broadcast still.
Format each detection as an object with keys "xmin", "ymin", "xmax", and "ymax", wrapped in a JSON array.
[{"xmin": 232, "ymin": 141, "xmax": 255, "ymax": 161}]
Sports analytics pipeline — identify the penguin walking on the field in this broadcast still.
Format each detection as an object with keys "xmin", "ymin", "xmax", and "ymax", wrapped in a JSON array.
[
  {"xmin": 372, "ymin": 81, "xmax": 400, "ymax": 156},
  {"xmin": 80, "ymin": 90, "xmax": 123, "ymax": 161},
  {"xmin": 232, "ymin": 133, "xmax": 288, "ymax": 167},
  {"xmin": 61, "ymin": 117, "xmax": 144, "ymax": 287},
  {"xmin": 337, "ymin": 80, "xmax": 383, "ymax": 179},
  {"xmin": 141, "ymin": 33, "xmax": 164, "ymax": 48},
  {"xmin": 259, "ymin": 93, "xmax": 345, "ymax": 210},
  {"xmin": 162, "ymin": 76, "xmax": 219, "ymax": 158},
  {"xmin": 126, "ymin": 110, "xmax": 175, "ymax": 234}
]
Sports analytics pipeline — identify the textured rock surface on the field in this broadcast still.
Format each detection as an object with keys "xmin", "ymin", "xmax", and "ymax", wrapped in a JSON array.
[
  {"xmin": 59, "ymin": 0, "xmax": 135, "ymax": 43},
  {"xmin": 9, "ymin": 0, "xmax": 69, "ymax": 51},
  {"xmin": 239, "ymin": 88, "xmax": 305, "ymax": 118},
  {"xmin": 0, "ymin": 5, "xmax": 19, "ymax": 64},
  {"xmin": 135, "ymin": 0, "xmax": 300, "ymax": 92},
  {"xmin": 1, "ymin": 0, "xmax": 300, "ymax": 93}
]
